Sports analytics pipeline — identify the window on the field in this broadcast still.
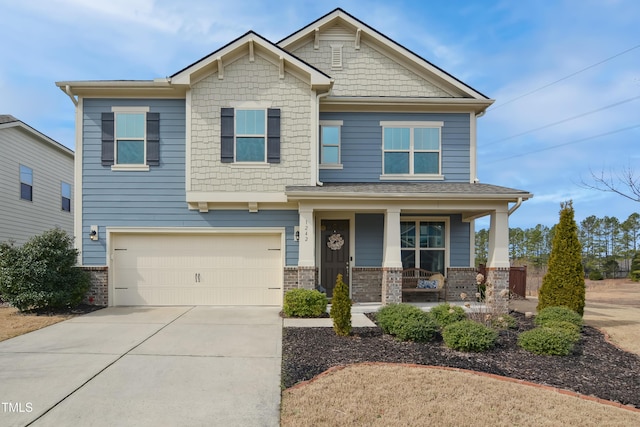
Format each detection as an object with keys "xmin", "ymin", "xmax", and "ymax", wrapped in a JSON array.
[
  {"xmin": 19, "ymin": 165, "xmax": 33, "ymax": 201},
  {"xmin": 320, "ymin": 120, "xmax": 343, "ymax": 166},
  {"xmin": 236, "ymin": 110, "xmax": 266, "ymax": 162},
  {"xmin": 115, "ymin": 112, "xmax": 145, "ymax": 164},
  {"xmin": 220, "ymin": 108, "xmax": 280, "ymax": 164},
  {"xmin": 101, "ymin": 108, "xmax": 159, "ymax": 170},
  {"xmin": 61, "ymin": 182, "xmax": 71, "ymax": 212},
  {"xmin": 381, "ymin": 121, "xmax": 443, "ymax": 176},
  {"xmin": 401, "ymin": 220, "xmax": 446, "ymax": 274}
]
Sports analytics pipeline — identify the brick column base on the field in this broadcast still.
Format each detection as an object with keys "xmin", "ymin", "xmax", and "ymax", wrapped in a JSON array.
[
  {"xmin": 382, "ymin": 267, "xmax": 402, "ymax": 304},
  {"xmin": 486, "ymin": 267, "xmax": 510, "ymax": 314},
  {"xmin": 82, "ymin": 266, "xmax": 108, "ymax": 306},
  {"xmin": 297, "ymin": 266, "xmax": 317, "ymax": 290}
]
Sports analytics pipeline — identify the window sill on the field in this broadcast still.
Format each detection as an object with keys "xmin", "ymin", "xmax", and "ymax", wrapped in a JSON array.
[
  {"xmin": 229, "ymin": 163, "xmax": 271, "ymax": 169},
  {"xmin": 111, "ymin": 165, "xmax": 150, "ymax": 172},
  {"xmin": 380, "ymin": 174, "xmax": 445, "ymax": 181},
  {"xmin": 319, "ymin": 164, "xmax": 344, "ymax": 170}
]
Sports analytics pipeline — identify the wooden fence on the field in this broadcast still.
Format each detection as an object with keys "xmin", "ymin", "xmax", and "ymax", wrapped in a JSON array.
[{"xmin": 477, "ymin": 265, "xmax": 527, "ymax": 298}]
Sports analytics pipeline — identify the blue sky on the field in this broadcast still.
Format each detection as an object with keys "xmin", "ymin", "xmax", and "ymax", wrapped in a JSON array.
[{"xmin": 1, "ymin": 0, "xmax": 638, "ymax": 229}]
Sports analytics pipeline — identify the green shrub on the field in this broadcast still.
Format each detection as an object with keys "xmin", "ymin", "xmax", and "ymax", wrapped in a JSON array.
[
  {"xmin": 534, "ymin": 306, "xmax": 583, "ymax": 328},
  {"xmin": 630, "ymin": 251, "xmax": 640, "ymax": 282},
  {"xmin": 430, "ymin": 303, "xmax": 467, "ymax": 328},
  {"xmin": 330, "ymin": 274, "xmax": 352, "ymax": 336},
  {"xmin": 518, "ymin": 327, "xmax": 579, "ymax": 356},
  {"xmin": 283, "ymin": 288, "xmax": 327, "ymax": 317},
  {"xmin": 376, "ymin": 303, "xmax": 437, "ymax": 342},
  {"xmin": 588, "ymin": 269, "xmax": 603, "ymax": 280},
  {"xmin": 543, "ymin": 321, "xmax": 582, "ymax": 341},
  {"xmin": 442, "ymin": 320, "xmax": 498, "ymax": 352},
  {"xmin": 0, "ymin": 228, "xmax": 90, "ymax": 311},
  {"xmin": 489, "ymin": 313, "xmax": 518, "ymax": 330}
]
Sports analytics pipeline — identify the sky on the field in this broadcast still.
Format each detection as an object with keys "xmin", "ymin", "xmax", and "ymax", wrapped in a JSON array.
[{"xmin": 1, "ymin": 0, "xmax": 639, "ymax": 230}]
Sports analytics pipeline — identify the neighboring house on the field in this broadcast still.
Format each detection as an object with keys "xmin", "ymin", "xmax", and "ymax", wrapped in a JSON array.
[
  {"xmin": 0, "ymin": 115, "xmax": 74, "ymax": 245},
  {"xmin": 57, "ymin": 9, "xmax": 531, "ymax": 308}
]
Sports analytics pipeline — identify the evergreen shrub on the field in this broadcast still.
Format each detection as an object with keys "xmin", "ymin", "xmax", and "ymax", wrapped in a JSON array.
[
  {"xmin": 442, "ymin": 320, "xmax": 498, "ymax": 352},
  {"xmin": 518, "ymin": 327, "xmax": 579, "ymax": 356},
  {"xmin": 330, "ymin": 274, "xmax": 352, "ymax": 336},
  {"xmin": 430, "ymin": 303, "xmax": 467, "ymax": 328},
  {"xmin": 283, "ymin": 289, "xmax": 327, "ymax": 317},
  {"xmin": 534, "ymin": 306, "xmax": 583, "ymax": 328}
]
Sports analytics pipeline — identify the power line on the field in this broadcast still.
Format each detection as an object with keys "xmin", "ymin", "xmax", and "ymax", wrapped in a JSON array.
[
  {"xmin": 488, "ymin": 43, "xmax": 640, "ymax": 112},
  {"xmin": 484, "ymin": 94, "xmax": 640, "ymax": 146},
  {"xmin": 484, "ymin": 124, "xmax": 640, "ymax": 164}
]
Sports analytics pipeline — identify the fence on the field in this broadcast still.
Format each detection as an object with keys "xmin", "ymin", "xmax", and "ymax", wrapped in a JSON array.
[{"xmin": 477, "ymin": 265, "xmax": 527, "ymax": 298}]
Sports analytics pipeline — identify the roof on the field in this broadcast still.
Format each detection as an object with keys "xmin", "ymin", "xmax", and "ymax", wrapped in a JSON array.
[
  {"xmin": 0, "ymin": 115, "xmax": 74, "ymax": 157},
  {"xmin": 285, "ymin": 182, "xmax": 532, "ymax": 201}
]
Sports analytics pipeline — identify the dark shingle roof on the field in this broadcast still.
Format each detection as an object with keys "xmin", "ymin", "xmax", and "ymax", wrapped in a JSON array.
[
  {"xmin": 0, "ymin": 115, "xmax": 19, "ymax": 125},
  {"xmin": 286, "ymin": 182, "xmax": 532, "ymax": 199}
]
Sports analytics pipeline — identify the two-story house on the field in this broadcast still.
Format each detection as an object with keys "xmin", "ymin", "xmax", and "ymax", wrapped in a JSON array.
[
  {"xmin": 57, "ymin": 9, "xmax": 531, "ymax": 309},
  {"xmin": 0, "ymin": 115, "xmax": 74, "ymax": 245}
]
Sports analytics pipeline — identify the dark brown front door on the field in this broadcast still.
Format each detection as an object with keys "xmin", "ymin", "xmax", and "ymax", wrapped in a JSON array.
[{"xmin": 321, "ymin": 219, "xmax": 350, "ymax": 298}]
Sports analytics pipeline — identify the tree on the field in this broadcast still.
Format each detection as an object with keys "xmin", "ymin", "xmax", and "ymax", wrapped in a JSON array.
[
  {"xmin": 583, "ymin": 166, "xmax": 640, "ymax": 203},
  {"xmin": 537, "ymin": 201, "xmax": 586, "ymax": 316},
  {"xmin": 630, "ymin": 252, "xmax": 640, "ymax": 282},
  {"xmin": 475, "ymin": 228, "xmax": 489, "ymax": 266},
  {"xmin": 330, "ymin": 274, "xmax": 352, "ymax": 336}
]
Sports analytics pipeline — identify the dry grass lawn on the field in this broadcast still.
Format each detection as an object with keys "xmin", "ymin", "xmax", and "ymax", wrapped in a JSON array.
[
  {"xmin": 0, "ymin": 306, "xmax": 72, "ymax": 342},
  {"xmin": 281, "ymin": 364, "xmax": 640, "ymax": 427},
  {"xmin": 282, "ymin": 279, "xmax": 640, "ymax": 426}
]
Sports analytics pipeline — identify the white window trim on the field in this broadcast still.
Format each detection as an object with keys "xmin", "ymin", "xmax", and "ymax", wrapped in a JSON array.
[
  {"xmin": 19, "ymin": 164, "xmax": 33, "ymax": 202},
  {"xmin": 111, "ymin": 106, "xmax": 150, "ymax": 171},
  {"xmin": 234, "ymin": 108, "xmax": 267, "ymax": 163},
  {"xmin": 319, "ymin": 120, "xmax": 343, "ymax": 168},
  {"xmin": 61, "ymin": 181, "xmax": 72, "ymax": 213},
  {"xmin": 400, "ymin": 216, "xmax": 450, "ymax": 273},
  {"xmin": 380, "ymin": 121, "xmax": 444, "ymax": 179}
]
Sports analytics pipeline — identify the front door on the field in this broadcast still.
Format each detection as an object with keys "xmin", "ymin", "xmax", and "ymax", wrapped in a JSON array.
[{"xmin": 321, "ymin": 219, "xmax": 350, "ymax": 298}]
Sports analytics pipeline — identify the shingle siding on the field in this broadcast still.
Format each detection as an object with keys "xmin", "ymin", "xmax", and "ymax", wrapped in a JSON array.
[
  {"xmin": 319, "ymin": 112, "xmax": 471, "ymax": 183},
  {"xmin": 81, "ymin": 98, "xmax": 299, "ymax": 266}
]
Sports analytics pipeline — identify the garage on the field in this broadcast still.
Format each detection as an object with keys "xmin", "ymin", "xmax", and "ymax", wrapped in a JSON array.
[{"xmin": 110, "ymin": 232, "xmax": 283, "ymax": 306}]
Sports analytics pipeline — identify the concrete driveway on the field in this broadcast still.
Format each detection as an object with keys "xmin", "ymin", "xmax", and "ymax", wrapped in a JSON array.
[{"xmin": 0, "ymin": 306, "xmax": 282, "ymax": 427}]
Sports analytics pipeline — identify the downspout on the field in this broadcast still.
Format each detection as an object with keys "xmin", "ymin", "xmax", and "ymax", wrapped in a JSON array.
[
  {"xmin": 63, "ymin": 85, "xmax": 78, "ymax": 106},
  {"xmin": 315, "ymin": 90, "xmax": 331, "ymax": 186},
  {"xmin": 508, "ymin": 197, "xmax": 523, "ymax": 216}
]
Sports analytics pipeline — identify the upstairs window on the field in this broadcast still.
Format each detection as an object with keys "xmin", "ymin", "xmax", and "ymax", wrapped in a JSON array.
[
  {"xmin": 101, "ymin": 107, "xmax": 159, "ymax": 170},
  {"xmin": 401, "ymin": 219, "xmax": 447, "ymax": 275},
  {"xmin": 61, "ymin": 182, "xmax": 71, "ymax": 212},
  {"xmin": 381, "ymin": 121, "xmax": 443, "ymax": 177},
  {"xmin": 115, "ymin": 112, "xmax": 146, "ymax": 164},
  {"xmin": 320, "ymin": 120, "xmax": 343, "ymax": 167},
  {"xmin": 20, "ymin": 165, "xmax": 33, "ymax": 201},
  {"xmin": 220, "ymin": 107, "xmax": 280, "ymax": 164}
]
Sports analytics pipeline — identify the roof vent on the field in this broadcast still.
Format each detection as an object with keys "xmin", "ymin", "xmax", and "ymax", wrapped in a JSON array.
[{"xmin": 331, "ymin": 44, "xmax": 343, "ymax": 70}]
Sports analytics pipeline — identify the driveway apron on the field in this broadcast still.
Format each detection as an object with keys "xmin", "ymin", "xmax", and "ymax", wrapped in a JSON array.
[{"xmin": 0, "ymin": 306, "xmax": 283, "ymax": 427}]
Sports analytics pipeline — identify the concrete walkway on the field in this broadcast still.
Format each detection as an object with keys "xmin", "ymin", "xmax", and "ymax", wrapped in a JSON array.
[{"xmin": 0, "ymin": 306, "xmax": 282, "ymax": 427}]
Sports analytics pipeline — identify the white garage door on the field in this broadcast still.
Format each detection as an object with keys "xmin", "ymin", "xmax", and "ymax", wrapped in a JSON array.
[{"xmin": 111, "ymin": 233, "xmax": 283, "ymax": 306}]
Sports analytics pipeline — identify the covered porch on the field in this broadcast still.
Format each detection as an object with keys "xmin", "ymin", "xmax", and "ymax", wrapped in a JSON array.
[{"xmin": 286, "ymin": 182, "xmax": 532, "ymax": 313}]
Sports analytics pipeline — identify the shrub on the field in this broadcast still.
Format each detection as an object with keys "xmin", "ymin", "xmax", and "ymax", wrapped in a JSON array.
[
  {"xmin": 489, "ymin": 313, "xmax": 518, "ymax": 330},
  {"xmin": 376, "ymin": 303, "xmax": 438, "ymax": 342},
  {"xmin": 588, "ymin": 269, "xmax": 603, "ymax": 280},
  {"xmin": 630, "ymin": 251, "xmax": 640, "ymax": 282},
  {"xmin": 442, "ymin": 320, "xmax": 498, "ymax": 352},
  {"xmin": 537, "ymin": 201, "xmax": 585, "ymax": 315},
  {"xmin": 283, "ymin": 288, "xmax": 327, "ymax": 317},
  {"xmin": 330, "ymin": 274, "xmax": 352, "ymax": 336},
  {"xmin": 0, "ymin": 228, "xmax": 90, "ymax": 311},
  {"xmin": 518, "ymin": 327, "xmax": 579, "ymax": 356},
  {"xmin": 430, "ymin": 303, "xmax": 467, "ymax": 328},
  {"xmin": 543, "ymin": 321, "xmax": 582, "ymax": 341},
  {"xmin": 534, "ymin": 306, "xmax": 583, "ymax": 328}
]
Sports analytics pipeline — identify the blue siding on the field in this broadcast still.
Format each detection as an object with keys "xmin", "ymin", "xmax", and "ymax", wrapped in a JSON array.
[
  {"xmin": 355, "ymin": 214, "xmax": 384, "ymax": 266},
  {"xmin": 319, "ymin": 112, "xmax": 471, "ymax": 183},
  {"xmin": 81, "ymin": 99, "xmax": 299, "ymax": 266},
  {"xmin": 449, "ymin": 214, "xmax": 471, "ymax": 267}
]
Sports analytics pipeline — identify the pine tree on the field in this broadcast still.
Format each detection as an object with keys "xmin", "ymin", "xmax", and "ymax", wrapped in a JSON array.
[
  {"xmin": 330, "ymin": 274, "xmax": 352, "ymax": 336},
  {"xmin": 537, "ymin": 201, "xmax": 586, "ymax": 316},
  {"xmin": 630, "ymin": 251, "xmax": 640, "ymax": 282}
]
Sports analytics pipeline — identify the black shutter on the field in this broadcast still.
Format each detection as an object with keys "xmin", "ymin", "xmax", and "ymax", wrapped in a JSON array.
[
  {"xmin": 221, "ymin": 108, "xmax": 234, "ymax": 163},
  {"xmin": 146, "ymin": 112, "xmax": 160, "ymax": 166},
  {"xmin": 267, "ymin": 108, "xmax": 280, "ymax": 164},
  {"xmin": 101, "ymin": 112, "xmax": 115, "ymax": 166}
]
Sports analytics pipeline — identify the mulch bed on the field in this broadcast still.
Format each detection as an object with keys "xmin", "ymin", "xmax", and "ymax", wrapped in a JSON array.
[
  {"xmin": 282, "ymin": 312, "xmax": 640, "ymax": 408},
  {"xmin": 21, "ymin": 304, "xmax": 106, "ymax": 316}
]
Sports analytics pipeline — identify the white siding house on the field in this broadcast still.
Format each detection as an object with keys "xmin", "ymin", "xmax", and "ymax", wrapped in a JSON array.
[{"xmin": 0, "ymin": 115, "xmax": 74, "ymax": 245}]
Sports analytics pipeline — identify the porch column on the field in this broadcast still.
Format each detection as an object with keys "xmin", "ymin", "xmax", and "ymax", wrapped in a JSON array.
[
  {"xmin": 382, "ymin": 208, "xmax": 402, "ymax": 304},
  {"xmin": 297, "ymin": 207, "xmax": 316, "ymax": 290},
  {"xmin": 487, "ymin": 208, "xmax": 510, "ymax": 313}
]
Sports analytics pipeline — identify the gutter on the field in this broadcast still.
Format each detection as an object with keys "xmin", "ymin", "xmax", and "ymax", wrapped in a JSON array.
[{"xmin": 508, "ymin": 197, "xmax": 523, "ymax": 216}]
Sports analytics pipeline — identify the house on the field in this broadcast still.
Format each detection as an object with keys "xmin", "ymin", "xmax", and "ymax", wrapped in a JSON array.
[
  {"xmin": 0, "ymin": 115, "xmax": 74, "ymax": 245},
  {"xmin": 56, "ymin": 9, "xmax": 532, "ymax": 309}
]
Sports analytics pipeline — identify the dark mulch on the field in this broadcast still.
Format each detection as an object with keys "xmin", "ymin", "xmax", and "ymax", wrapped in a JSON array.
[
  {"xmin": 22, "ymin": 304, "xmax": 106, "ymax": 316},
  {"xmin": 282, "ymin": 312, "xmax": 640, "ymax": 408}
]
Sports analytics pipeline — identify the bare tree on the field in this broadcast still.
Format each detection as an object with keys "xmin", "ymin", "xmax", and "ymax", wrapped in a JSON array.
[{"xmin": 582, "ymin": 166, "xmax": 640, "ymax": 202}]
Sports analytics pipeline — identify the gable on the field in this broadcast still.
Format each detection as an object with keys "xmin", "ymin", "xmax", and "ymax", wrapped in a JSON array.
[{"xmin": 279, "ymin": 8, "xmax": 490, "ymax": 102}]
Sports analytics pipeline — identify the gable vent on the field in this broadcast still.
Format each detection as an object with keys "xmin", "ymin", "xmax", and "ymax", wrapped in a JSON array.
[{"xmin": 331, "ymin": 44, "xmax": 343, "ymax": 69}]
